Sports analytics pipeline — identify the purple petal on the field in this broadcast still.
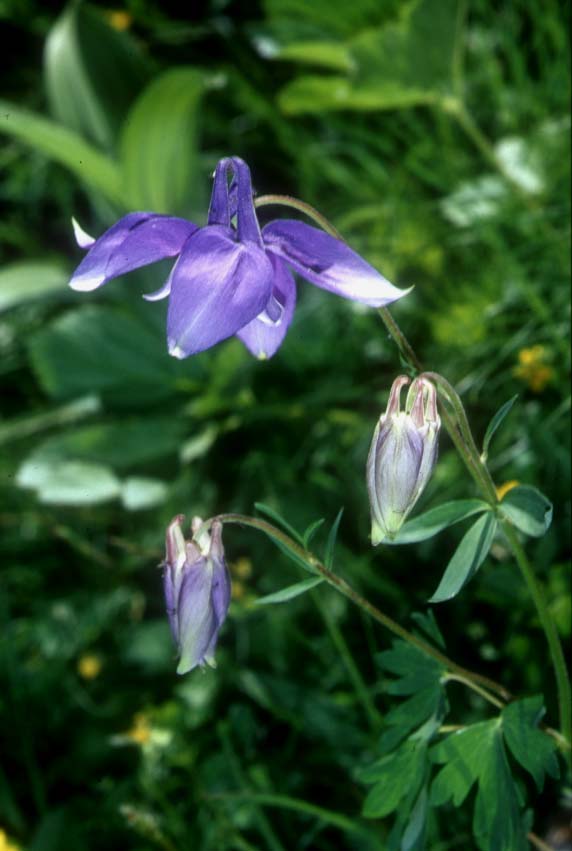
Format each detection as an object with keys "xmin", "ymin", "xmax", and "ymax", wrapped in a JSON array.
[
  {"xmin": 263, "ymin": 220, "xmax": 409, "ymax": 307},
  {"xmin": 176, "ymin": 560, "xmax": 216, "ymax": 674},
  {"xmin": 69, "ymin": 213, "xmax": 198, "ymax": 292},
  {"xmin": 167, "ymin": 225, "xmax": 274, "ymax": 358},
  {"xmin": 237, "ymin": 256, "xmax": 296, "ymax": 359}
]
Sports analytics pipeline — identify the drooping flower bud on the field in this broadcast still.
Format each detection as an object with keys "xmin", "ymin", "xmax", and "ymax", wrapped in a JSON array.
[
  {"xmin": 366, "ymin": 376, "xmax": 440, "ymax": 545},
  {"xmin": 163, "ymin": 515, "xmax": 231, "ymax": 674}
]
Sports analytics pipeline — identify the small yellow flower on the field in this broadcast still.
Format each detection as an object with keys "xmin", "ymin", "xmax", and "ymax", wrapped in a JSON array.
[
  {"xmin": 125, "ymin": 713, "xmax": 152, "ymax": 745},
  {"xmin": 495, "ymin": 480, "xmax": 519, "ymax": 501},
  {"xmin": 232, "ymin": 557, "xmax": 252, "ymax": 580},
  {"xmin": 231, "ymin": 580, "xmax": 246, "ymax": 600},
  {"xmin": 105, "ymin": 10, "xmax": 132, "ymax": 31},
  {"xmin": 513, "ymin": 345, "xmax": 554, "ymax": 392},
  {"xmin": 77, "ymin": 653, "xmax": 102, "ymax": 680},
  {"xmin": 0, "ymin": 828, "xmax": 21, "ymax": 851}
]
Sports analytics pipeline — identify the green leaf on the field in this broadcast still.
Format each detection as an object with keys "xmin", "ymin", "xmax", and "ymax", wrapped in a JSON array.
[
  {"xmin": 278, "ymin": 40, "xmax": 354, "ymax": 71},
  {"xmin": 324, "ymin": 507, "xmax": 343, "ymax": 568},
  {"xmin": 302, "ymin": 518, "xmax": 325, "ymax": 547},
  {"xmin": 499, "ymin": 485, "xmax": 553, "ymax": 537},
  {"xmin": 254, "ymin": 503, "xmax": 305, "ymax": 546},
  {"xmin": 431, "ymin": 722, "xmax": 528, "ymax": 851},
  {"xmin": 44, "ymin": 3, "xmax": 149, "ymax": 150},
  {"xmin": 27, "ymin": 305, "xmax": 182, "ymax": 404},
  {"xmin": 120, "ymin": 477, "xmax": 168, "ymax": 511},
  {"xmin": 0, "ymin": 101, "xmax": 122, "ymax": 203},
  {"xmin": 359, "ymin": 739, "xmax": 427, "ymax": 818},
  {"xmin": 429, "ymin": 513, "xmax": 497, "ymax": 603},
  {"xmin": 388, "ymin": 499, "xmax": 490, "ymax": 545},
  {"xmin": 501, "ymin": 696, "xmax": 559, "ymax": 791},
  {"xmin": 120, "ymin": 68, "xmax": 206, "ymax": 214},
  {"xmin": 278, "ymin": 0, "xmax": 459, "ymax": 114},
  {"xmin": 17, "ymin": 458, "xmax": 121, "ymax": 506},
  {"xmin": 255, "ymin": 577, "xmax": 324, "ymax": 606},
  {"xmin": 0, "ymin": 261, "xmax": 70, "ymax": 312},
  {"xmin": 481, "ymin": 395, "xmax": 518, "ymax": 461}
]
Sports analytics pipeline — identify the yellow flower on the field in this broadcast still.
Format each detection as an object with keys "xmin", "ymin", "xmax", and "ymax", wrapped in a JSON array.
[
  {"xmin": 125, "ymin": 713, "xmax": 152, "ymax": 745},
  {"xmin": 513, "ymin": 345, "xmax": 554, "ymax": 392},
  {"xmin": 0, "ymin": 828, "xmax": 21, "ymax": 851},
  {"xmin": 231, "ymin": 580, "xmax": 246, "ymax": 601},
  {"xmin": 105, "ymin": 10, "xmax": 132, "ymax": 31},
  {"xmin": 232, "ymin": 557, "xmax": 252, "ymax": 579},
  {"xmin": 77, "ymin": 653, "xmax": 102, "ymax": 680},
  {"xmin": 495, "ymin": 480, "xmax": 519, "ymax": 501}
]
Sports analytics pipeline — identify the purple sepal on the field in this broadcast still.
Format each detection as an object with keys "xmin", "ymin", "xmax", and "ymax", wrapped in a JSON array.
[
  {"xmin": 236, "ymin": 255, "xmax": 297, "ymax": 359},
  {"xmin": 69, "ymin": 213, "xmax": 198, "ymax": 292},
  {"xmin": 262, "ymin": 219, "xmax": 409, "ymax": 307},
  {"xmin": 166, "ymin": 225, "xmax": 274, "ymax": 358}
]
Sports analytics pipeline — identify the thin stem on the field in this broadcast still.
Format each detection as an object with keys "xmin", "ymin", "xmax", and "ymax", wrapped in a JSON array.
[
  {"xmin": 501, "ymin": 522, "xmax": 572, "ymax": 758},
  {"xmin": 444, "ymin": 673, "xmax": 505, "ymax": 710},
  {"xmin": 254, "ymin": 194, "xmax": 344, "ymax": 240},
  {"xmin": 378, "ymin": 307, "xmax": 422, "ymax": 372},
  {"xmin": 206, "ymin": 514, "xmax": 511, "ymax": 704},
  {"xmin": 313, "ymin": 592, "xmax": 382, "ymax": 732},
  {"xmin": 528, "ymin": 832, "xmax": 557, "ymax": 851}
]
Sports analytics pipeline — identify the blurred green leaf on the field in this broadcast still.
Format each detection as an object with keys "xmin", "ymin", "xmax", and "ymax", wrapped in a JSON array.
[
  {"xmin": 430, "ymin": 721, "xmax": 528, "ymax": 851},
  {"xmin": 302, "ymin": 517, "xmax": 325, "ymax": 547},
  {"xmin": 0, "ymin": 261, "xmax": 69, "ymax": 312},
  {"xmin": 359, "ymin": 738, "xmax": 427, "ymax": 818},
  {"xmin": 429, "ymin": 513, "xmax": 497, "ymax": 603},
  {"xmin": 27, "ymin": 305, "xmax": 181, "ymax": 404},
  {"xmin": 389, "ymin": 499, "xmax": 491, "ymax": 545},
  {"xmin": 278, "ymin": 41, "xmax": 354, "ymax": 71},
  {"xmin": 501, "ymin": 696, "xmax": 559, "ymax": 791},
  {"xmin": 255, "ymin": 502, "xmax": 305, "ymax": 545},
  {"xmin": 324, "ymin": 507, "xmax": 343, "ymax": 569},
  {"xmin": 481, "ymin": 395, "xmax": 518, "ymax": 461},
  {"xmin": 45, "ymin": 2, "xmax": 149, "ymax": 150},
  {"xmin": 0, "ymin": 101, "xmax": 122, "ymax": 203},
  {"xmin": 255, "ymin": 576, "xmax": 324, "ymax": 605},
  {"xmin": 120, "ymin": 477, "xmax": 168, "ymax": 510},
  {"xmin": 120, "ymin": 68, "xmax": 206, "ymax": 214},
  {"xmin": 499, "ymin": 485, "xmax": 553, "ymax": 537},
  {"xmin": 278, "ymin": 0, "xmax": 459, "ymax": 113},
  {"xmin": 17, "ymin": 457, "xmax": 121, "ymax": 505}
]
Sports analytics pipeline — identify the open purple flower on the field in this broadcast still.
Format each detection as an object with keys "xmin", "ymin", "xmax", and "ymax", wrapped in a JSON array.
[
  {"xmin": 163, "ymin": 515, "xmax": 231, "ymax": 674},
  {"xmin": 69, "ymin": 156, "xmax": 409, "ymax": 359}
]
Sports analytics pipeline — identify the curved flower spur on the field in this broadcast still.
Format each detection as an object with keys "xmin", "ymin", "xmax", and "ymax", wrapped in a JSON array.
[{"xmin": 69, "ymin": 156, "xmax": 410, "ymax": 359}]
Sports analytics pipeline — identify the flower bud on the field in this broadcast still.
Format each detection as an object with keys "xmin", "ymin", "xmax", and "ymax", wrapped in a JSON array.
[
  {"xmin": 366, "ymin": 376, "xmax": 440, "ymax": 545},
  {"xmin": 163, "ymin": 515, "xmax": 231, "ymax": 674}
]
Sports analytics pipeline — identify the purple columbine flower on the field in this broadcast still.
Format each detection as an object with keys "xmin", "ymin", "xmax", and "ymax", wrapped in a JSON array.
[
  {"xmin": 69, "ymin": 156, "xmax": 409, "ymax": 359},
  {"xmin": 163, "ymin": 515, "xmax": 231, "ymax": 674},
  {"xmin": 366, "ymin": 376, "xmax": 440, "ymax": 545}
]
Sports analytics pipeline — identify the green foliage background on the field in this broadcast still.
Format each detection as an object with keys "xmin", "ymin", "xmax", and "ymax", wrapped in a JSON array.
[{"xmin": 0, "ymin": 0, "xmax": 570, "ymax": 849}]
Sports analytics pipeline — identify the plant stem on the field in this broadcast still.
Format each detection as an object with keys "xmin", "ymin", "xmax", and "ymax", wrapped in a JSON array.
[
  {"xmin": 206, "ymin": 514, "xmax": 511, "ymax": 705},
  {"xmin": 444, "ymin": 673, "xmax": 505, "ymax": 710},
  {"xmin": 313, "ymin": 592, "xmax": 383, "ymax": 733},
  {"xmin": 378, "ymin": 307, "xmax": 422, "ymax": 372},
  {"xmin": 501, "ymin": 521, "xmax": 572, "ymax": 757}
]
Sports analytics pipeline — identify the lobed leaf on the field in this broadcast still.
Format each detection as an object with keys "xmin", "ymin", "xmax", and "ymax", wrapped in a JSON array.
[
  {"xmin": 501, "ymin": 696, "xmax": 559, "ymax": 791},
  {"xmin": 499, "ymin": 485, "xmax": 553, "ymax": 537}
]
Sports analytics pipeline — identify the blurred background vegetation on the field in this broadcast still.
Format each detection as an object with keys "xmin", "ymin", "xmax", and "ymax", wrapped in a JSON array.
[{"xmin": 0, "ymin": 0, "xmax": 570, "ymax": 848}]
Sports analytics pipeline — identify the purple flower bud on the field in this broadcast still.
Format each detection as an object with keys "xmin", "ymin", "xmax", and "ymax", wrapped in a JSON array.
[
  {"xmin": 366, "ymin": 376, "xmax": 440, "ymax": 545},
  {"xmin": 163, "ymin": 515, "xmax": 231, "ymax": 674}
]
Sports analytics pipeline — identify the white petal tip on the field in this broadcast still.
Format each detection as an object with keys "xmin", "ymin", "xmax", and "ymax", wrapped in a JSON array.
[
  {"xmin": 69, "ymin": 273, "xmax": 105, "ymax": 292},
  {"xmin": 169, "ymin": 344, "xmax": 186, "ymax": 360},
  {"xmin": 71, "ymin": 217, "xmax": 96, "ymax": 249}
]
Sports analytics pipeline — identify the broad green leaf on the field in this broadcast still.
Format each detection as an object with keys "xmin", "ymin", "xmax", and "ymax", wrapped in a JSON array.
[
  {"xmin": 429, "ymin": 513, "xmax": 497, "ymax": 603},
  {"xmin": 501, "ymin": 696, "xmax": 559, "ymax": 791},
  {"xmin": 499, "ymin": 485, "xmax": 553, "ymax": 537},
  {"xmin": 255, "ymin": 502, "xmax": 305, "ymax": 545},
  {"xmin": 45, "ymin": 3, "xmax": 149, "ymax": 150},
  {"xmin": 481, "ymin": 395, "xmax": 518, "ymax": 461},
  {"xmin": 255, "ymin": 577, "xmax": 324, "ymax": 605},
  {"xmin": 120, "ymin": 68, "xmax": 206, "ymax": 214},
  {"xmin": 120, "ymin": 477, "xmax": 168, "ymax": 510},
  {"xmin": 17, "ymin": 458, "xmax": 121, "ymax": 506},
  {"xmin": 388, "ymin": 499, "xmax": 490, "ymax": 545},
  {"xmin": 359, "ymin": 739, "xmax": 427, "ymax": 818},
  {"xmin": 278, "ymin": 0, "xmax": 459, "ymax": 114},
  {"xmin": 27, "ymin": 305, "xmax": 182, "ymax": 404},
  {"xmin": 278, "ymin": 41, "xmax": 354, "ymax": 71},
  {"xmin": 324, "ymin": 507, "xmax": 343, "ymax": 568},
  {"xmin": 0, "ymin": 102, "xmax": 122, "ymax": 203},
  {"xmin": 0, "ymin": 261, "xmax": 69, "ymax": 312},
  {"xmin": 431, "ymin": 722, "xmax": 528, "ymax": 851}
]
